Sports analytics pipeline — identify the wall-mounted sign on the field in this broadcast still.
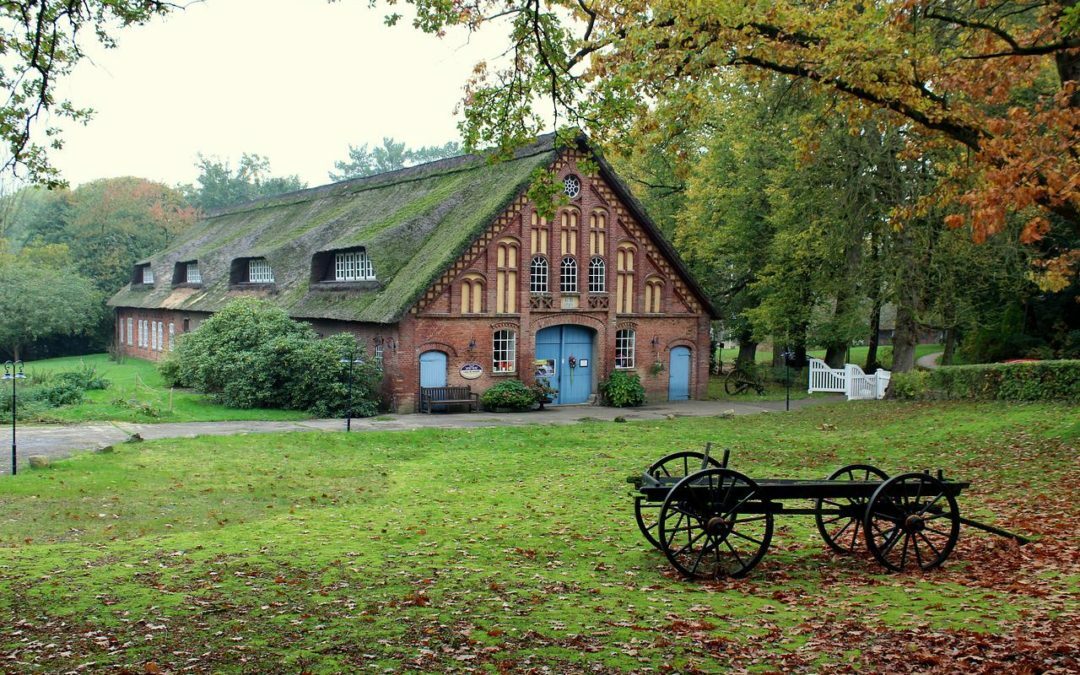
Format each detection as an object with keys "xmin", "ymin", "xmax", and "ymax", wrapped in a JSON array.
[{"xmin": 460, "ymin": 362, "xmax": 483, "ymax": 380}]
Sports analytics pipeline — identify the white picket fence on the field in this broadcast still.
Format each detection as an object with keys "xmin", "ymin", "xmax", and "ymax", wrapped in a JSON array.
[{"xmin": 807, "ymin": 358, "xmax": 891, "ymax": 400}]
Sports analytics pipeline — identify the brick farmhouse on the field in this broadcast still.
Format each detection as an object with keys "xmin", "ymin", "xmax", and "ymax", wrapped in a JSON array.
[{"xmin": 109, "ymin": 135, "xmax": 718, "ymax": 412}]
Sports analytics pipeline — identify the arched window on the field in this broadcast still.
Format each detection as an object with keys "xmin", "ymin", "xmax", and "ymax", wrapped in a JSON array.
[
  {"xmin": 495, "ymin": 239, "xmax": 519, "ymax": 313},
  {"xmin": 588, "ymin": 257, "xmax": 606, "ymax": 294},
  {"xmin": 589, "ymin": 210, "xmax": 607, "ymax": 256},
  {"xmin": 615, "ymin": 329, "xmax": 636, "ymax": 369},
  {"xmin": 560, "ymin": 256, "xmax": 578, "ymax": 293},
  {"xmin": 644, "ymin": 277, "xmax": 664, "ymax": 313},
  {"xmin": 460, "ymin": 273, "xmax": 484, "ymax": 314},
  {"xmin": 530, "ymin": 256, "xmax": 549, "ymax": 294},
  {"xmin": 616, "ymin": 244, "xmax": 636, "ymax": 313},
  {"xmin": 493, "ymin": 329, "xmax": 516, "ymax": 373},
  {"xmin": 530, "ymin": 211, "xmax": 548, "ymax": 255},
  {"xmin": 559, "ymin": 208, "xmax": 579, "ymax": 256}
]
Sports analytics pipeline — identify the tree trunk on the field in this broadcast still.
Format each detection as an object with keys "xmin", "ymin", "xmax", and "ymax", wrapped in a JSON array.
[
  {"xmin": 865, "ymin": 299, "xmax": 882, "ymax": 373},
  {"xmin": 824, "ymin": 344, "xmax": 846, "ymax": 369},
  {"xmin": 736, "ymin": 339, "xmax": 758, "ymax": 368},
  {"xmin": 892, "ymin": 304, "xmax": 918, "ymax": 373},
  {"xmin": 942, "ymin": 327, "xmax": 957, "ymax": 365}
]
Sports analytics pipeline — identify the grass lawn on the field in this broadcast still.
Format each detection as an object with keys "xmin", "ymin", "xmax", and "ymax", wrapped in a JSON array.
[
  {"xmin": 22, "ymin": 354, "xmax": 310, "ymax": 424},
  {"xmin": 728, "ymin": 344, "xmax": 944, "ymax": 367},
  {"xmin": 0, "ymin": 400, "xmax": 1075, "ymax": 672}
]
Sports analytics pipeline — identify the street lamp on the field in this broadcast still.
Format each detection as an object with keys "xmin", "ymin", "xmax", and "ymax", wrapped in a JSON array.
[
  {"xmin": 780, "ymin": 347, "xmax": 796, "ymax": 412},
  {"xmin": 3, "ymin": 360, "xmax": 27, "ymax": 475},
  {"xmin": 340, "ymin": 349, "xmax": 364, "ymax": 432}
]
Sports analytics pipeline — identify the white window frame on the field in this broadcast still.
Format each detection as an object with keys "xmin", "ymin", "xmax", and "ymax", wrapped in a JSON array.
[
  {"xmin": 152, "ymin": 321, "xmax": 158, "ymax": 351},
  {"xmin": 334, "ymin": 250, "xmax": 376, "ymax": 281},
  {"xmin": 530, "ymin": 256, "xmax": 549, "ymax": 294},
  {"xmin": 248, "ymin": 258, "xmax": 274, "ymax": 283},
  {"xmin": 560, "ymin": 256, "xmax": 578, "ymax": 293},
  {"xmin": 141, "ymin": 266, "xmax": 154, "ymax": 284},
  {"xmin": 588, "ymin": 257, "xmax": 606, "ymax": 293},
  {"xmin": 168, "ymin": 322, "xmax": 175, "ymax": 351},
  {"xmin": 118, "ymin": 317, "xmax": 125, "ymax": 345},
  {"xmin": 615, "ymin": 329, "xmax": 636, "ymax": 369},
  {"xmin": 186, "ymin": 262, "xmax": 202, "ymax": 284},
  {"xmin": 374, "ymin": 343, "xmax": 384, "ymax": 369},
  {"xmin": 126, "ymin": 318, "xmax": 133, "ymax": 346},
  {"xmin": 492, "ymin": 330, "xmax": 516, "ymax": 374}
]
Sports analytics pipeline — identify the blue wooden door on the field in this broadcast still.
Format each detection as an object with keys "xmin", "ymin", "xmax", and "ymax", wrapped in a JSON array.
[
  {"xmin": 419, "ymin": 351, "xmax": 447, "ymax": 388},
  {"xmin": 668, "ymin": 346, "xmax": 691, "ymax": 401},
  {"xmin": 535, "ymin": 325, "xmax": 594, "ymax": 405}
]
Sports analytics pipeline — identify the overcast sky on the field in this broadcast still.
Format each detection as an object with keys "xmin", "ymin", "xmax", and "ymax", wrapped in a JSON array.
[{"xmin": 51, "ymin": 0, "xmax": 514, "ymax": 189}]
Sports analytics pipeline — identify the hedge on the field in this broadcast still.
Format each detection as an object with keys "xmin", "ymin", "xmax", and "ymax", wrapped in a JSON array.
[{"xmin": 891, "ymin": 360, "xmax": 1080, "ymax": 403}]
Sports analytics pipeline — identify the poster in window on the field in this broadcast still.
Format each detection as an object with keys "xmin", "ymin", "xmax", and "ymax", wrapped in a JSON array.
[{"xmin": 534, "ymin": 358, "xmax": 556, "ymax": 378}]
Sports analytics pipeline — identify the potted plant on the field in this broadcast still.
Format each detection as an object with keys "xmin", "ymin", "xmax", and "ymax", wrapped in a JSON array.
[{"xmin": 530, "ymin": 378, "xmax": 558, "ymax": 410}]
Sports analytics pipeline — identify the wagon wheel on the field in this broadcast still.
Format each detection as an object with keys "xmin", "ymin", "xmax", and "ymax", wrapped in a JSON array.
[
  {"xmin": 724, "ymin": 370, "xmax": 752, "ymax": 396},
  {"xmin": 815, "ymin": 464, "xmax": 889, "ymax": 555},
  {"xmin": 635, "ymin": 451, "xmax": 723, "ymax": 550},
  {"xmin": 658, "ymin": 468, "xmax": 773, "ymax": 579},
  {"xmin": 863, "ymin": 473, "xmax": 960, "ymax": 572}
]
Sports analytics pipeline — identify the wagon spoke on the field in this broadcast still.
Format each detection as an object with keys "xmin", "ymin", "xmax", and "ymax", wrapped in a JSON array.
[
  {"xmin": 722, "ymin": 536, "xmax": 747, "ymax": 571},
  {"xmin": 722, "ymin": 491, "xmax": 757, "ymax": 521},
  {"xmin": 689, "ymin": 535, "xmax": 716, "ymax": 575},
  {"xmin": 911, "ymin": 534, "xmax": 924, "ymax": 568},
  {"xmin": 917, "ymin": 492, "xmax": 945, "ymax": 517},
  {"xmin": 820, "ymin": 515, "xmax": 845, "ymax": 525},
  {"xmin": 829, "ymin": 518, "xmax": 855, "ymax": 542},
  {"xmin": 923, "ymin": 524, "xmax": 952, "ymax": 538},
  {"xmin": 849, "ymin": 519, "xmax": 861, "ymax": 552},
  {"xmin": 672, "ymin": 530, "xmax": 708, "ymax": 559},
  {"xmin": 898, "ymin": 532, "xmax": 911, "ymax": 569},
  {"xmin": 917, "ymin": 531, "xmax": 941, "ymax": 562}
]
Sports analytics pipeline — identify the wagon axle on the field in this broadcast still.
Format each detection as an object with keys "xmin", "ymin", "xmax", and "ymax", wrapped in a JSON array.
[{"xmin": 633, "ymin": 447, "xmax": 1030, "ymax": 580}]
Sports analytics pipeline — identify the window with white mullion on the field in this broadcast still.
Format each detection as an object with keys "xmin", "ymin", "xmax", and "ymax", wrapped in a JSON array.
[
  {"xmin": 560, "ymin": 256, "xmax": 578, "ymax": 293},
  {"xmin": 492, "ymin": 330, "xmax": 517, "ymax": 373},
  {"xmin": 588, "ymin": 257, "xmax": 606, "ymax": 293},
  {"xmin": 187, "ymin": 262, "xmax": 201, "ymax": 284},
  {"xmin": 530, "ymin": 256, "xmax": 549, "ymax": 294},
  {"xmin": 615, "ymin": 329, "xmax": 636, "ymax": 369},
  {"xmin": 334, "ymin": 250, "xmax": 376, "ymax": 281},
  {"xmin": 248, "ymin": 258, "xmax": 274, "ymax": 283}
]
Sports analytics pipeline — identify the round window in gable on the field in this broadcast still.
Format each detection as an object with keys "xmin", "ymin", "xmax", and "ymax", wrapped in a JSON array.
[{"xmin": 563, "ymin": 174, "xmax": 581, "ymax": 199}]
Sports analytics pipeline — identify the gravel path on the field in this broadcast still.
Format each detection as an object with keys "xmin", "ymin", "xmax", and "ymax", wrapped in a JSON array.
[
  {"xmin": 3, "ymin": 396, "xmax": 840, "ymax": 474},
  {"xmin": 916, "ymin": 352, "xmax": 944, "ymax": 369}
]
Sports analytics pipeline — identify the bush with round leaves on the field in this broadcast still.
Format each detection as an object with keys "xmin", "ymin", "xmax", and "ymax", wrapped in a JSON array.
[
  {"xmin": 480, "ymin": 379, "xmax": 537, "ymax": 411},
  {"xmin": 599, "ymin": 370, "xmax": 646, "ymax": 407},
  {"xmin": 159, "ymin": 298, "xmax": 382, "ymax": 416}
]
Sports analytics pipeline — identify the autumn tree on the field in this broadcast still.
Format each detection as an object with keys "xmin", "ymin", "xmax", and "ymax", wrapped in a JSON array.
[{"xmin": 379, "ymin": 0, "xmax": 1079, "ymax": 288}]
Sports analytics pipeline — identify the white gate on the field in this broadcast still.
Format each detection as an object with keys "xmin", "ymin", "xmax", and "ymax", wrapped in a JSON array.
[{"xmin": 808, "ymin": 358, "xmax": 890, "ymax": 400}]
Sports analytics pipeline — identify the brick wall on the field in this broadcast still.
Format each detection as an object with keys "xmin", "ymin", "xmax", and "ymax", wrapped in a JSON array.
[{"xmin": 114, "ymin": 308, "xmax": 211, "ymax": 361}]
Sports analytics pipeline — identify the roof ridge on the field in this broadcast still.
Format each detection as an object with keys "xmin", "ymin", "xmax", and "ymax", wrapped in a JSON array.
[{"xmin": 207, "ymin": 133, "xmax": 559, "ymax": 219}]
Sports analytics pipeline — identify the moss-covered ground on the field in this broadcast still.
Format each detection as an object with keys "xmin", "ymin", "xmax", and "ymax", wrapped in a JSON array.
[{"xmin": 1, "ymin": 400, "xmax": 1076, "ymax": 672}]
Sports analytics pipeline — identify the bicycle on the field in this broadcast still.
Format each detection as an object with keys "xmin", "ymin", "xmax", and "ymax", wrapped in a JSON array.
[{"xmin": 723, "ymin": 365, "xmax": 766, "ymax": 395}]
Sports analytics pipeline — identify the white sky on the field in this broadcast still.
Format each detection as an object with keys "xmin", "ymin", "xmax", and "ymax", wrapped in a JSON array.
[{"xmin": 51, "ymin": 0, "xmax": 515, "ymax": 189}]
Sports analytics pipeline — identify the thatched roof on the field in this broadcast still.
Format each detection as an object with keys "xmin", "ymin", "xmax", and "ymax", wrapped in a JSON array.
[{"xmin": 109, "ymin": 134, "xmax": 718, "ymax": 323}]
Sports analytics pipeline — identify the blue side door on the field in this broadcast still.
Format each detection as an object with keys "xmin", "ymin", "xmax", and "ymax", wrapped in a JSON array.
[
  {"xmin": 535, "ymin": 325, "xmax": 594, "ymax": 405},
  {"xmin": 419, "ymin": 351, "xmax": 448, "ymax": 388},
  {"xmin": 668, "ymin": 346, "xmax": 691, "ymax": 401}
]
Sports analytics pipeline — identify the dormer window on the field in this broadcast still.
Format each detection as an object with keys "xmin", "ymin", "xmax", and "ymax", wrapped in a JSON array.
[
  {"xmin": 248, "ymin": 258, "xmax": 274, "ymax": 283},
  {"xmin": 334, "ymin": 249, "xmax": 375, "ymax": 281},
  {"xmin": 231, "ymin": 257, "xmax": 275, "ymax": 285},
  {"xmin": 134, "ymin": 264, "xmax": 154, "ymax": 285},
  {"xmin": 173, "ymin": 260, "xmax": 202, "ymax": 285}
]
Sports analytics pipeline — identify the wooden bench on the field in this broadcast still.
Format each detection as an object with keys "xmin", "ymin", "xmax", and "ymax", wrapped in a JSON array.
[{"xmin": 420, "ymin": 386, "xmax": 479, "ymax": 413}]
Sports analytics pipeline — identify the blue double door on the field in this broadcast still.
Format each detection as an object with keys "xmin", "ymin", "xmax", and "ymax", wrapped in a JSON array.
[{"xmin": 535, "ymin": 325, "xmax": 594, "ymax": 405}]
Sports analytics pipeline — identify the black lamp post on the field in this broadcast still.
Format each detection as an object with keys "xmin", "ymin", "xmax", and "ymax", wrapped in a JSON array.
[
  {"xmin": 4, "ymin": 360, "xmax": 27, "ymax": 475},
  {"xmin": 340, "ymin": 349, "xmax": 364, "ymax": 432},
  {"xmin": 780, "ymin": 347, "xmax": 795, "ymax": 412}
]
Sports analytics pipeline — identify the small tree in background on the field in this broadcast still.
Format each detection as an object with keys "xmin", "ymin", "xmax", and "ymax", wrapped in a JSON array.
[{"xmin": 160, "ymin": 298, "xmax": 382, "ymax": 417}]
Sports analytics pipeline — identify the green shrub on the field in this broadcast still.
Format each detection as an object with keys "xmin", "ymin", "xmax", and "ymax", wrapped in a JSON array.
[
  {"xmin": 599, "ymin": 370, "xmax": 646, "ymax": 407},
  {"xmin": 480, "ymin": 380, "xmax": 537, "ymax": 411},
  {"xmin": 893, "ymin": 360, "xmax": 1080, "ymax": 402},
  {"xmin": 159, "ymin": 298, "xmax": 382, "ymax": 416},
  {"xmin": 55, "ymin": 364, "xmax": 109, "ymax": 391}
]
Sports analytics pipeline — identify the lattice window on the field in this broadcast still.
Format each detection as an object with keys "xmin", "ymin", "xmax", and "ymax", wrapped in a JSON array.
[
  {"xmin": 140, "ymin": 266, "xmax": 154, "ymax": 284},
  {"xmin": 152, "ymin": 321, "xmax": 158, "ymax": 351},
  {"xmin": 168, "ymin": 323, "xmax": 175, "ymax": 351},
  {"xmin": 615, "ymin": 329, "xmax": 636, "ymax": 369},
  {"xmin": 560, "ymin": 256, "xmax": 578, "ymax": 293},
  {"xmin": 495, "ymin": 239, "xmax": 519, "ymax": 314},
  {"xmin": 374, "ymin": 343, "xmax": 384, "ymax": 370},
  {"xmin": 334, "ymin": 250, "xmax": 376, "ymax": 281},
  {"xmin": 186, "ymin": 262, "xmax": 201, "ymax": 284},
  {"xmin": 493, "ymin": 329, "xmax": 516, "ymax": 373},
  {"xmin": 588, "ymin": 257, "xmax": 606, "ymax": 294},
  {"xmin": 530, "ymin": 256, "xmax": 549, "ymax": 294},
  {"xmin": 118, "ymin": 317, "xmax": 125, "ymax": 345},
  {"xmin": 589, "ymin": 210, "xmax": 607, "ymax": 256},
  {"xmin": 616, "ymin": 244, "xmax": 636, "ymax": 313},
  {"xmin": 248, "ymin": 258, "xmax": 274, "ymax": 283},
  {"xmin": 530, "ymin": 211, "xmax": 549, "ymax": 255},
  {"xmin": 460, "ymin": 273, "xmax": 484, "ymax": 314},
  {"xmin": 644, "ymin": 277, "xmax": 665, "ymax": 313},
  {"xmin": 560, "ymin": 208, "xmax": 579, "ymax": 256},
  {"xmin": 126, "ymin": 318, "xmax": 133, "ymax": 346}
]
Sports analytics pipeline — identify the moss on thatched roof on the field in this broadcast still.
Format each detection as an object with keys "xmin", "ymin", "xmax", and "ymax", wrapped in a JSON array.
[{"xmin": 108, "ymin": 136, "xmax": 558, "ymax": 324}]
